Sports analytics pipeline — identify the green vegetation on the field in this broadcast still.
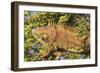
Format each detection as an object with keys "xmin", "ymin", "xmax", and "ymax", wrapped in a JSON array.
[
  {"xmin": 24, "ymin": 11, "xmax": 90, "ymax": 61},
  {"xmin": 64, "ymin": 53, "xmax": 81, "ymax": 59}
]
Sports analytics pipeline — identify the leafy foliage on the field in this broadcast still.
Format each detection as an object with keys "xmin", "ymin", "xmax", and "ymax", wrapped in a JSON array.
[
  {"xmin": 74, "ymin": 15, "xmax": 90, "ymax": 37},
  {"xmin": 64, "ymin": 53, "xmax": 81, "ymax": 59}
]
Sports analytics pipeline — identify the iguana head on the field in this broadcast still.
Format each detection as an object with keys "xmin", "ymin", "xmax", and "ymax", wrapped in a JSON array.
[{"xmin": 32, "ymin": 26, "xmax": 56, "ymax": 43}]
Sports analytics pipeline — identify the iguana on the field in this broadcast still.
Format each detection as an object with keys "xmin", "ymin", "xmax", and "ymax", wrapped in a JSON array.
[{"xmin": 32, "ymin": 24, "xmax": 90, "ymax": 58}]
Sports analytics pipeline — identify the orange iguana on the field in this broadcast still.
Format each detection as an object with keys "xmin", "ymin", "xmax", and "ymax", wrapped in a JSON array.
[{"xmin": 32, "ymin": 24, "xmax": 90, "ymax": 58}]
